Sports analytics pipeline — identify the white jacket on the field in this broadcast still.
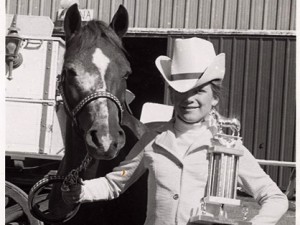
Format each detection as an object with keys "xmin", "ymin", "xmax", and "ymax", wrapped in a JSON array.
[{"xmin": 82, "ymin": 121, "xmax": 288, "ymax": 225}]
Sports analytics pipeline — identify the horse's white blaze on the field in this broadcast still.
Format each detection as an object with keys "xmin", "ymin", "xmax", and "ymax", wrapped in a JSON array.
[
  {"xmin": 98, "ymin": 100, "xmax": 112, "ymax": 151},
  {"xmin": 101, "ymin": 132, "xmax": 112, "ymax": 151},
  {"xmin": 92, "ymin": 48, "xmax": 112, "ymax": 151},
  {"xmin": 92, "ymin": 48, "xmax": 110, "ymax": 90},
  {"xmin": 75, "ymin": 71, "xmax": 98, "ymax": 94}
]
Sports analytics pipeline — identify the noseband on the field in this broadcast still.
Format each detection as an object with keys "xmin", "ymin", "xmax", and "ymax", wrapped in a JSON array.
[{"xmin": 58, "ymin": 73, "xmax": 124, "ymax": 128}]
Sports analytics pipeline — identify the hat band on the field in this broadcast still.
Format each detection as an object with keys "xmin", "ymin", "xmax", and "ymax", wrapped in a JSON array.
[{"xmin": 170, "ymin": 72, "xmax": 203, "ymax": 81}]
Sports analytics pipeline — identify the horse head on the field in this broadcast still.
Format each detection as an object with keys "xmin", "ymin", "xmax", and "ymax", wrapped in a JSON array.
[{"xmin": 60, "ymin": 4, "xmax": 130, "ymax": 160}]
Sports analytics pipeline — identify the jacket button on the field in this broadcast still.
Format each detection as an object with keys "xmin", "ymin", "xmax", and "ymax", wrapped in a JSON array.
[{"xmin": 173, "ymin": 194, "xmax": 179, "ymax": 200}]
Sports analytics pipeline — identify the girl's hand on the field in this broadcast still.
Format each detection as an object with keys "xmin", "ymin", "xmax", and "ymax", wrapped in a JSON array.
[{"xmin": 61, "ymin": 180, "xmax": 85, "ymax": 205}]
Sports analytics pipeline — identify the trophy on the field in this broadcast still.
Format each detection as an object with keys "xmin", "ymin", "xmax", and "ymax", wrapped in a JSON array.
[{"xmin": 190, "ymin": 111, "xmax": 252, "ymax": 225}]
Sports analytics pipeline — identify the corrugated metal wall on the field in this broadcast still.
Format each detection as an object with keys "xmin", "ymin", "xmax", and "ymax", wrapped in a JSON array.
[
  {"xmin": 6, "ymin": 0, "xmax": 296, "ymax": 30},
  {"xmin": 211, "ymin": 36, "xmax": 296, "ymax": 188}
]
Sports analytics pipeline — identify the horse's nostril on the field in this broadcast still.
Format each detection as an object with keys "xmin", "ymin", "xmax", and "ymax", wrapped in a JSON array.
[{"xmin": 90, "ymin": 130, "xmax": 101, "ymax": 147}]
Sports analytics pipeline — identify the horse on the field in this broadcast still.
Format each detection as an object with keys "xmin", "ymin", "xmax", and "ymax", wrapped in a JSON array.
[{"xmin": 47, "ymin": 4, "xmax": 149, "ymax": 225}]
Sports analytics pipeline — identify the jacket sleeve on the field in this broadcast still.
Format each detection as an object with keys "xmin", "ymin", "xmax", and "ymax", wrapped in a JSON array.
[
  {"xmin": 237, "ymin": 142, "xmax": 288, "ymax": 225},
  {"xmin": 81, "ymin": 133, "xmax": 155, "ymax": 202}
]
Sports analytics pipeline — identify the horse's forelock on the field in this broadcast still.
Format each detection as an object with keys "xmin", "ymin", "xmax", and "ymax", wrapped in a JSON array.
[{"xmin": 66, "ymin": 20, "xmax": 127, "ymax": 57}]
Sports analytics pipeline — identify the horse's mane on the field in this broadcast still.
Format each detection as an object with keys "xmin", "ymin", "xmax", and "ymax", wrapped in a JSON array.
[{"xmin": 66, "ymin": 20, "xmax": 127, "ymax": 56}]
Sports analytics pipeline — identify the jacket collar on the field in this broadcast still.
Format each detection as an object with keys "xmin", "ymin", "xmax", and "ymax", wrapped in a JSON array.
[
  {"xmin": 186, "ymin": 127, "xmax": 214, "ymax": 154},
  {"xmin": 154, "ymin": 120, "xmax": 215, "ymax": 163},
  {"xmin": 155, "ymin": 129, "xmax": 183, "ymax": 164}
]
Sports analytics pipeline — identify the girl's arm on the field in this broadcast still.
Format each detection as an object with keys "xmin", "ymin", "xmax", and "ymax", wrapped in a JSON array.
[
  {"xmin": 62, "ymin": 133, "xmax": 155, "ymax": 204},
  {"xmin": 237, "ymin": 143, "xmax": 288, "ymax": 225}
]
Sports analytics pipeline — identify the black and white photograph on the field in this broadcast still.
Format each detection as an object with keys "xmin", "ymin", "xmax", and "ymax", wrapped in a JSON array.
[{"xmin": 3, "ymin": 0, "xmax": 297, "ymax": 224}]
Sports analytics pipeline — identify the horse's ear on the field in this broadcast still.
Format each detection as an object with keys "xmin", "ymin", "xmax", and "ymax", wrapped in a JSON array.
[
  {"xmin": 64, "ymin": 4, "xmax": 82, "ymax": 41},
  {"xmin": 109, "ymin": 5, "xmax": 129, "ymax": 38}
]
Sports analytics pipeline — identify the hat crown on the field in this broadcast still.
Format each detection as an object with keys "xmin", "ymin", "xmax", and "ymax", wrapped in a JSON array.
[
  {"xmin": 171, "ymin": 38, "xmax": 216, "ymax": 75},
  {"xmin": 155, "ymin": 37, "xmax": 225, "ymax": 93}
]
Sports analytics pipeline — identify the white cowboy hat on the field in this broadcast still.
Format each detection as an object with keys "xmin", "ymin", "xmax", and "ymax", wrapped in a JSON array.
[{"xmin": 155, "ymin": 37, "xmax": 225, "ymax": 93}]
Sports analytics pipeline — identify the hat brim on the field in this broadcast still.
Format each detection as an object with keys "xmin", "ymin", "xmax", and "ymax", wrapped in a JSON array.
[{"xmin": 155, "ymin": 53, "xmax": 225, "ymax": 93}]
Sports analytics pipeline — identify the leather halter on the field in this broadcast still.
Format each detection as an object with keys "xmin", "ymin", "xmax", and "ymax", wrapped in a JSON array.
[
  {"xmin": 58, "ymin": 72, "xmax": 124, "ymax": 127},
  {"xmin": 28, "ymin": 75, "xmax": 125, "ymax": 224}
]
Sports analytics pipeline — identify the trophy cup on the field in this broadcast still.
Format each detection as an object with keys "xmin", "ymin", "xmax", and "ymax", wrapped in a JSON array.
[{"xmin": 190, "ymin": 112, "xmax": 252, "ymax": 225}]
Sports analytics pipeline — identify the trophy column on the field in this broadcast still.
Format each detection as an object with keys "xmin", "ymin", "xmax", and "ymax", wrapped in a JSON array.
[
  {"xmin": 190, "ymin": 113, "xmax": 252, "ymax": 225},
  {"xmin": 206, "ymin": 145, "xmax": 243, "ymax": 207}
]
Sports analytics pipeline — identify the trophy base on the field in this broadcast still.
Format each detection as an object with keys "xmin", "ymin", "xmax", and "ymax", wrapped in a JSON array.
[
  {"xmin": 205, "ymin": 196, "xmax": 241, "ymax": 206},
  {"xmin": 190, "ymin": 214, "xmax": 252, "ymax": 225}
]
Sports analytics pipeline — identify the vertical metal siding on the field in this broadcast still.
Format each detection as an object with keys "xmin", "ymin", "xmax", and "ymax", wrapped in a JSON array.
[
  {"xmin": 159, "ymin": 0, "xmax": 173, "ymax": 28},
  {"xmin": 146, "ymin": 0, "xmax": 160, "ymax": 27},
  {"xmin": 263, "ymin": 0, "xmax": 277, "ymax": 30},
  {"xmin": 99, "ymin": 0, "xmax": 112, "ymax": 24},
  {"xmin": 278, "ymin": 39, "xmax": 291, "ymax": 187},
  {"xmin": 184, "ymin": 0, "xmax": 198, "ymax": 28},
  {"xmin": 236, "ymin": 0, "xmax": 251, "ymax": 29},
  {"xmin": 172, "ymin": 0, "xmax": 185, "ymax": 28},
  {"xmin": 249, "ymin": 0, "xmax": 264, "ymax": 29},
  {"xmin": 276, "ymin": 0, "xmax": 292, "ymax": 30},
  {"xmin": 213, "ymin": 0, "xmax": 227, "ymax": 29},
  {"xmin": 214, "ymin": 36, "xmax": 295, "ymax": 189},
  {"xmin": 134, "ymin": 0, "xmax": 147, "ymax": 28},
  {"xmin": 86, "ymin": 0, "xmax": 99, "ymax": 19},
  {"xmin": 197, "ymin": 0, "xmax": 211, "ymax": 29},
  {"xmin": 29, "ymin": 0, "xmax": 40, "ymax": 15},
  {"xmin": 289, "ymin": 0, "xmax": 296, "ymax": 30},
  {"xmin": 223, "ymin": 0, "xmax": 238, "ymax": 29},
  {"xmin": 6, "ymin": 0, "xmax": 296, "ymax": 30}
]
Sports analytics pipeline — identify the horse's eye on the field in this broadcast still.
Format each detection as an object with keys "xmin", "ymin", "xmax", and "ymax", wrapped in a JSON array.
[
  {"xmin": 123, "ymin": 72, "xmax": 130, "ymax": 80},
  {"xmin": 66, "ymin": 69, "xmax": 77, "ymax": 77}
]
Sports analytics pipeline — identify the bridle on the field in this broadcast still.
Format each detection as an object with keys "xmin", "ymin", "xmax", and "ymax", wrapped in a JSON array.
[
  {"xmin": 57, "ymin": 69, "xmax": 125, "ymax": 192},
  {"xmin": 28, "ymin": 72, "xmax": 126, "ymax": 223},
  {"xmin": 58, "ymin": 71, "xmax": 124, "ymax": 128}
]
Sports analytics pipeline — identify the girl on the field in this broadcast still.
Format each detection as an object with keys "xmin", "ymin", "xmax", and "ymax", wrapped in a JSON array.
[{"xmin": 62, "ymin": 37, "xmax": 288, "ymax": 225}]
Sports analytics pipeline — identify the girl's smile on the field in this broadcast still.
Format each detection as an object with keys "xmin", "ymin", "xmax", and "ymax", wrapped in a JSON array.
[
  {"xmin": 171, "ymin": 83, "xmax": 219, "ymax": 124},
  {"xmin": 181, "ymin": 105, "xmax": 200, "ymax": 111}
]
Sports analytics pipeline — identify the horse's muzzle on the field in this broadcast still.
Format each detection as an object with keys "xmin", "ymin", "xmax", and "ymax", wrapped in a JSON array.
[{"xmin": 85, "ymin": 128, "xmax": 125, "ymax": 160}]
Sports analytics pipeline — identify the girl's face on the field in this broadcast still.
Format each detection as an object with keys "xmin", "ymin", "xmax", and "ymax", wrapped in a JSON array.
[{"xmin": 171, "ymin": 83, "xmax": 219, "ymax": 124}]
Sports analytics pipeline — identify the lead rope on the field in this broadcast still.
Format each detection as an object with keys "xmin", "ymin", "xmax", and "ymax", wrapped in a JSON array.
[
  {"xmin": 28, "ymin": 153, "xmax": 93, "ymax": 223},
  {"xmin": 61, "ymin": 154, "xmax": 93, "ymax": 191}
]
